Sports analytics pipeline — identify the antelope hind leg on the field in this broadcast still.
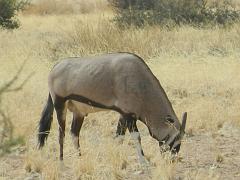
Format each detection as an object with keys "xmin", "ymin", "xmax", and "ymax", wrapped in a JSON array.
[
  {"xmin": 54, "ymin": 96, "xmax": 67, "ymax": 161},
  {"xmin": 71, "ymin": 112, "xmax": 84, "ymax": 156}
]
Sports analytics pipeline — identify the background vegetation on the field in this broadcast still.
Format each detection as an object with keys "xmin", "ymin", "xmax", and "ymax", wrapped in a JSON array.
[
  {"xmin": 110, "ymin": 0, "xmax": 240, "ymax": 27},
  {"xmin": 0, "ymin": 0, "xmax": 28, "ymax": 29}
]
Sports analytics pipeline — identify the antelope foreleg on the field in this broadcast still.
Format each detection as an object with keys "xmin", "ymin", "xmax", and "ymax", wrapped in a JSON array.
[
  {"xmin": 126, "ymin": 115, "xmax": 146, "ymax": 164},
  {"xmin": 115, "ymin": 115, "xmax": 127, "ymax": 143}
]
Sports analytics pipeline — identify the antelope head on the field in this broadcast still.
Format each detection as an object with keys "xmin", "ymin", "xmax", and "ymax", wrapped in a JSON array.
[{"xmin": 159, "ymin": 112, "xmax": 187, "ymax": 154}]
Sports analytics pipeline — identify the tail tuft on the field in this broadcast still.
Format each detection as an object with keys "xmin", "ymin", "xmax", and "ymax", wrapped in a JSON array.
[{"xmin": 38, "ymin": 93, "xmax": 54, "ymax": 148}]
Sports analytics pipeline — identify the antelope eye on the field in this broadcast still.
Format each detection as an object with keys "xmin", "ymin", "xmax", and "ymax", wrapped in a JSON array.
[{"xmin": 165, "ymin": 115, "xmax": 174, "ymax": 123}]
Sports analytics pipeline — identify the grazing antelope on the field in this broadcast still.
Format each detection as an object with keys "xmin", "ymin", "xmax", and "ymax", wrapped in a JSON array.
[{"xmin": 38, "ymin": 52, "xmax": 187, "ymax": 163}]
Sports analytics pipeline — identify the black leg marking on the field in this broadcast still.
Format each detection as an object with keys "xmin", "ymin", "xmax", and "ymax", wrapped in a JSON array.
[
  {"xmin": 116, "ymin": 115, "xmax": 127, "ymax": 136},
  {"xmin": 71, "ymin": 113, "xmax": 84, "ymax": 156},
  {"xmin": 54, "ymin": 96, "xmax": 66, "ymax": 161},
  {"xmin": 125, "ymin": 114, "xmax": 144, "ymax": 157}
]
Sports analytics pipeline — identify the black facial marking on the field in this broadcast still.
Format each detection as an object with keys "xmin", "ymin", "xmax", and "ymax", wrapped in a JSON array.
[
  {"xmin": 173, "ymin": 144, "xmax": 181, "ymax": 153},
  {"xmin": 165, "ymin": 115, "xmax": 174, "ymax": 123},
  {"xmin": 158, "ymin": 135, "xmax": 181, "ymax": 154},
  {"xmin": 159, "ymin": 133, "xmax": 170, "ymax": 145},
  {"xmin": 169, "ymin": 139, "xmax": 175, "ymax": 150}
]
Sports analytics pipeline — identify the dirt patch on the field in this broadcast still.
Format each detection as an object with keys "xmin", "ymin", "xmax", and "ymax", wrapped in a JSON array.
[
  {"xmin": 0, "ymin": 154, "xmax": 26, "ymax": 179},
  {"xmin": 0, "ymin": 123, "xmax": 240, "ymax": 179},
  {"xmin": 176, "ymin": 123, "xmax": 240, "ymax": 179}
]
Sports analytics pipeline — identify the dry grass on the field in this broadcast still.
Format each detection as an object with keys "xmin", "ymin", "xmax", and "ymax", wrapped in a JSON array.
[
  {"xmin": 0, "ymin": 6, "xmax": 240, "ymax": 180},
  {"xmin": 23, "ymin": 0, "xmax": 109, "ymax": 15},
  {"xmin": 8, "ymin": 13, "xmax": 240, "ymax": 60}
]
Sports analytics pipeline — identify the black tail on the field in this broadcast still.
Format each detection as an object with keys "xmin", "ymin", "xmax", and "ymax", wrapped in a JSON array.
[{"xmin": 38, "ymin": 93, "xmax": 54, "ymax": 148}]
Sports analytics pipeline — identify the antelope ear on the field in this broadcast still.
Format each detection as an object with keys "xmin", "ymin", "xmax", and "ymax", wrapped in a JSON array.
[
  {"xmin": 165, "ymin": 115, "xmax": 174, "ymax": 124},
  {"xmin": 180, "ymin": 112, "xmax": 187, "ymax": 137}
]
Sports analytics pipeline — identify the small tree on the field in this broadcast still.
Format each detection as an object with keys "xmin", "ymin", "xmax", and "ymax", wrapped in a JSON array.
[{"xmin": 0, "ymin": 0, "xmax": 28, "ymax": 29}]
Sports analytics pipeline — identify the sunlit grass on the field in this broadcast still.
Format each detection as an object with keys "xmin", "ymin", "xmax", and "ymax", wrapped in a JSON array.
[{"xmin": 0, "ymin": 9, "xmax": 240, "ymax": 179}]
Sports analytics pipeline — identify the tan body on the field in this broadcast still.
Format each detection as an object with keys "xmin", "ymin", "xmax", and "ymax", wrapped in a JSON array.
[{"xmin": 38, "ymin": 52, "xmax": 187, "ymax": 162}]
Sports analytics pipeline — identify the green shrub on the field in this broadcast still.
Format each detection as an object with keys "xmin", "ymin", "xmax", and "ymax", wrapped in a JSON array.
[
  {"xmin": 0, "ymin": 0, "xmax": 28, "ymax": 29},
  {"xmin": 109, "ymin": 0, "xmax": 155, "ymax": 10},
  {"xmin": 110, "ymin": 0, "xmax": 240, "ymax": 28}
]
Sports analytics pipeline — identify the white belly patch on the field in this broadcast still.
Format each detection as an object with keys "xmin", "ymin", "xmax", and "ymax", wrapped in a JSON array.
[{"xmin": 67, "ymin": 100, "xmax": 106, "ymax": 116}]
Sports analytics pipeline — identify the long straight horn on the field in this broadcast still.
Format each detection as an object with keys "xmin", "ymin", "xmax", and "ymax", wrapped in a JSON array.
[{"xmin": 180, "ymin": 112, "xmax": 187, "ymax": 138}]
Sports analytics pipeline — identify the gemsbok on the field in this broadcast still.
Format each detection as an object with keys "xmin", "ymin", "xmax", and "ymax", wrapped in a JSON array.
[{"xmin": 38, "ymin": 52, "xmax": 187, "ymax": 163}]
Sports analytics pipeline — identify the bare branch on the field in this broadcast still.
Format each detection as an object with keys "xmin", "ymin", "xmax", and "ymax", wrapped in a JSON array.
[
  {"xmin": 0, "ymin": 109, "xmax": 13, "ymax": 143},
  {"xmin": 0, "ymin": 60, "xmax": 34, "ymax": 94},
  {"xmin": 0, "ymin": 60, "xmax": 27, "ymax": 95},
  {"xmin": 5, "ymin": 72, "xmax": 35, "ymax": 92}
]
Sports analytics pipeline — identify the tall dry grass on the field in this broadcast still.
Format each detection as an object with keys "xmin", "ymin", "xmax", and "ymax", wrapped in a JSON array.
[
  {"xmin": 9, "ymin": 14, "xmax": 240, "ymax": 60},
  {"xmin": 0, "ymin": 10, "xmax": 240, "ymax": 179},
  {"xmin": 23, "ymin": 0, "xmax": 109, "ymax": 15}
]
